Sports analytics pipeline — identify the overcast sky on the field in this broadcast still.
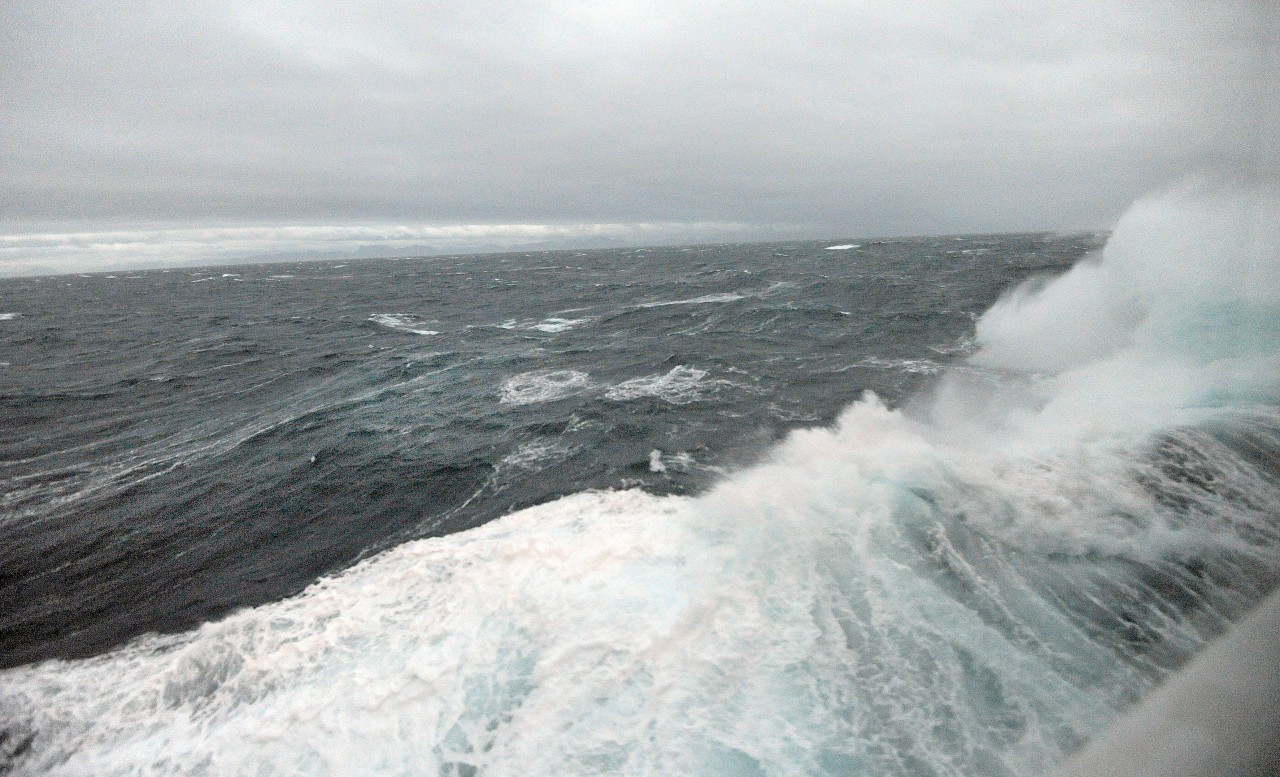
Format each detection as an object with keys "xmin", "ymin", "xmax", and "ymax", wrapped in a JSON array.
[{"xmin": 1, "ymin": 0, "xmax": 1276, "ymax": 274}]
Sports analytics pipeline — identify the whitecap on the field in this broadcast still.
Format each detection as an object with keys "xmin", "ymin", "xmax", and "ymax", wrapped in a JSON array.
[
  {"xmin": 0, "ymin": 312, "xmax": 19, "ymax": 321},
  {"xmin": 636, "ymin": 292, "xmax": 746, "ymax": 308},
  {"xmin": 4, "ymin": 184, "xmax": 1278, "ymax": 777},
  {"xmin": 368, "ymin": 314, "xmax": 439, "ymax": 336},
  {"xmin": 529, "ymin": 317, "xmax": 592, "ymax": 333},
  {"xmin": 500, "ymin": 439, "xmax": 576, "ymax": 472},
  {"xmin": 499, "ymin": 370, "xmax": 592, "ymax": 405},
  {"xmin": 857, "ymin": 357, "xmax": 943, "ymax": 375},
  {"xmin": 824, "ymin": 244, "xmax": 860, "ymax": 250},
  {"xmin": 499, "ymin": 316, "xmax": 594, "ymax": 333},
  {"xmin": 928, "ymin": 335, "xmax": 977, "ymax": 356},
  {"xmin": 647, "ymin": 449, "xmax": 712, "ymax": 476},
  {"xmin": 605, "ymin": 365, "xmax": 717, "ymax": 404}
]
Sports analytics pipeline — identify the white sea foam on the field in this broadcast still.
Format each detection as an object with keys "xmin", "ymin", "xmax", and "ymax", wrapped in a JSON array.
[
  {"xmin": 3, "ymin": 407, "xmax": 1231, "ymax": 776},
  {"xmin": 928, "ymin": 335, "xmax": 977, "ymax": 356},
  {"xmin": 0, "ymin": 312, "xmax": 18, "ymax": 321},
  {"xmin": 530, "ymin": 317, "xmax": 591, "ymax": 333},
  {"xmin": 369, "ymin": 313, "xmax": 439, "ymax": 336},
  {"xmin": 962, "ymin": 182, "xmax": 1280, "ymax": 443},
  {"xmin": 499, "ymin": 316, "xmax": 593, "ymax": 333},
  {"xmin": 648, "ymin": 449, "xmax": 718, "ymax": 476},
  {"xmin": 499, "ymin": 370, "xmax": 592, "ymax": 405},
  {"xmin": 605, "ymin": 365, "xmax": 719, "ymax": 404},
  {"xmin": 636, "ymin": 292, "xmax": 746, "ymax": 308},
  {"xmin": 3, "ymin": 184, "xmax": 1279, "ymax": 777},
  {"xmin": 499, "ymin": 439, "xmax": 576, "ymax": 472},
  {"xmin": 824, "ymin": 244, "xmax": 859, "ymax": 250},
  {"xmin": 857, "ymin": 356, "xmax": 944, "ymax": 375}
]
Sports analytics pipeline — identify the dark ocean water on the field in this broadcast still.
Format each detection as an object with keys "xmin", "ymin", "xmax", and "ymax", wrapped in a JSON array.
[
  {"xmin": 0, "ymin": 234, "xmax": 1085, "ymax": 667},
  {"xmin": 1, "ymin": 195, "xmax": 1278, "ymax": 777}
]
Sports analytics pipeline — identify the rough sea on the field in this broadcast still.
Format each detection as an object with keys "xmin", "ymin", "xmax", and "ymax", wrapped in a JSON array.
[{"xmin": 1, "ymin": 188, "xmax": 1278, "ymax": 776}]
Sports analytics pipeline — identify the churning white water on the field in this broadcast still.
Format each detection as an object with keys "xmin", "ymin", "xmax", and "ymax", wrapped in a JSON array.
[{"xmin": 2, "ymin": 184, "xmax": 1278, "ymax": 777}]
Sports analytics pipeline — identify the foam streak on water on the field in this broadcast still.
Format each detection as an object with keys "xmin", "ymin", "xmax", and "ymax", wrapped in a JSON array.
[{"xmin": 1, "ymin": 185, "xmax": 1278, "ymax": 776}]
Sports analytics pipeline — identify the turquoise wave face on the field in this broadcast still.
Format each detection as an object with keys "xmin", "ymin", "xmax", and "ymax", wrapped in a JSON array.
[
  {"xmin": 971, "ymin": 183, "xmax": 1280, "ymax": 421},
  {"xmin": 2, "ymin": 185, "xmax": 1278, "ymax": 777}
]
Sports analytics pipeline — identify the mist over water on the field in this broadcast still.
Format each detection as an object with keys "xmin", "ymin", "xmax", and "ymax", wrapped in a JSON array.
[{"xmin": 1, "ymin": 186, "xmax": 1278, "ymax": 776}]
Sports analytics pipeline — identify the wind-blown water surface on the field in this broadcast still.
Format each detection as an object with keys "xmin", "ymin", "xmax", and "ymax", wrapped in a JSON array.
[{"xmin": 1, "ymin": 186, "xmax": 1277, "ymax": 776}]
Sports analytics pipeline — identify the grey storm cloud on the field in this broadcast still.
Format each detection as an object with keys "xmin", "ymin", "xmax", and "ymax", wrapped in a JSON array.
[{"xmin": 0, "ymin": 0, "xmax": 1276, "ymax": 272}]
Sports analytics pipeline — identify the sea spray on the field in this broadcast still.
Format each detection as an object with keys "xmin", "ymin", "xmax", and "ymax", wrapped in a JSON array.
[
  {"xmin": 968, "ymin": 182, "xmax": 1280, "ymax": 435},
  {"xmin": 2, "ymin": 186, "xmax": 1278, "ymax": 776}
]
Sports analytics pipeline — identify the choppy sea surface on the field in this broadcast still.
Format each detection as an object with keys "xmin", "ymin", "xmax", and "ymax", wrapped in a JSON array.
[{"xmin": 1, "ymin": 189, "xmax": 1278, "ymax": 776}]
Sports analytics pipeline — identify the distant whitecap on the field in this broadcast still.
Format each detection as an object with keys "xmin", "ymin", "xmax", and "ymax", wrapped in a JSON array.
[
  {"xmin": 857, "ymin": 356, "xmax": 943, "ymax": 375},
  {"xmin": 368, "ymin": 313, "xmax": 439, "ymax": 336},
  {"xmin": 500, "ymin": 439, "xmax": 576, "ymax": 472},
  {"xmin": 530, "ymin": 317, "xmax": 592, "ymax": 333},
  {"xmin": 636, "ymin": 292, "xmax": 746, "ymax": 308},
  {"xmin": 606, "ymin": 365, "xmax": 717, "ymax": 404},
  {"xmin": 499, "ymin": 316, "xmax": 594, "ymax": 333},
  {"xmin": 500, "ymin": 370, "xmax": 592, "ymax": 405}
]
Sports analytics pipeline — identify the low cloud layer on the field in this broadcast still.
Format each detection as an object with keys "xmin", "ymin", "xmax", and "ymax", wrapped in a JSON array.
[{"xmin": 1, "ymin": 1, "xmax": 1276, "ymax": 274}]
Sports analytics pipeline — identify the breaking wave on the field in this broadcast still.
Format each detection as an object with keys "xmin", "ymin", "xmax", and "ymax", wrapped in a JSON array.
[
  {"xmin": 369, "ymin": 313, "xmax": 440, "ymax": 336},
  {"xmin": 499, "ymin": 370, "xmax": 593, "ymax": 405},
  {"xmin": 605, "ymin": 365, "xmax": 723, "ymax": 405},
  {"xmin": 2, "ymin": 184, "xmax": 1278, "ymax": 777}
]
